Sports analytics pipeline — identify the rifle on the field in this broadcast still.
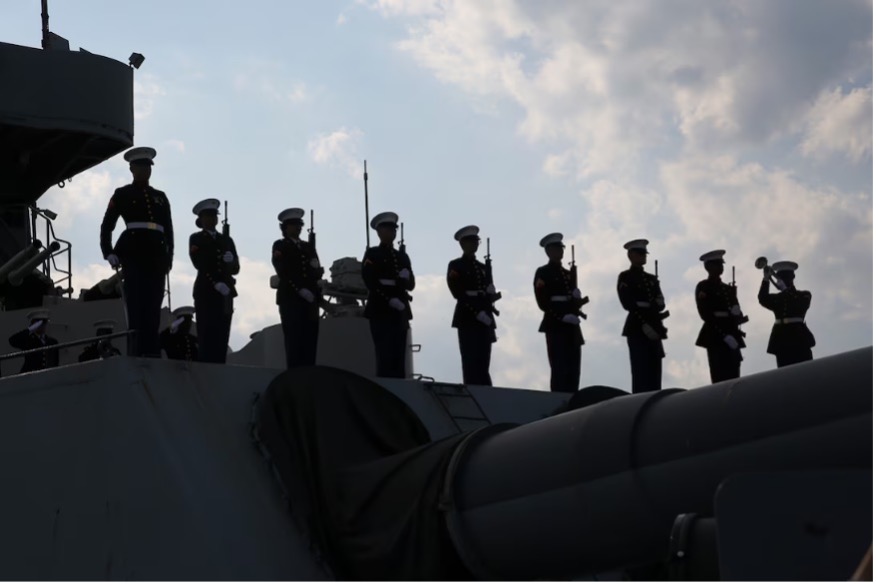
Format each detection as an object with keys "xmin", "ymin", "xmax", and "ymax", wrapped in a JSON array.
[
  {"xmin": 484, "ymin": 237, "xmax": 501, "ymax": 316},
  {"xmin": 308, "ymin": 209, "xmax": 316, "ymax": 248},
  {"xmin": 730, "ymin": 264, "xmax": 750, "ymax": 327},
  {"xmin": 569, "ymin": 245, "xmax": 589, "ymax": 319},
  {"xmin": 399, "ymin": 222, "xmax": 406, "ymax": 255},
  {"xmin": 221, "ymin": 201, "xmax": 234, "ymax": 315},
  {"xmin": 650, "ymin": 257, "xmax": 670, "ymax": 322}
]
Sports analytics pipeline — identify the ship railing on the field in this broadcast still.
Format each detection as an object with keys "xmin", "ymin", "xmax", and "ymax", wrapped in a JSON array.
[
  {"xmin": 30, "ymin": 207, "xmax": 73, "ymax": 298},
  {"xmin": 0, "ymin": 330, "xmax": 134, "ymax": 364}
]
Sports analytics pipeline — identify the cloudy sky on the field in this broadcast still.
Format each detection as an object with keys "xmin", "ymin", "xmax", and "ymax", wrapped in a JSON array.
[{"xmin": 2, "ymin": 0, "xmax": 872, "ymax": 391}]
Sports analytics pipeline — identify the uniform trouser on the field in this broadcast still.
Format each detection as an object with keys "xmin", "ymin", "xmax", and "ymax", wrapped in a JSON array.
[
  {"xmin": 546, "ymin": 329, "xmax": 582, "ymax": 392},
  {"xmin": 279, "ymin": 301, "xmax": 320, "ymax": 369},
  {"xmin": 369, "ymin": 318, "xmax": 409, "ymax": 378},
  {"xmin": 457, "ymin": 326, "xmax": 493, "ymax": 386},
  {"xmin": 122, "ymin": 264, "xmax": 166, "ymax": 358},
  {"xmin": 706, "ymin": 344, "xmax": 741, "ymax": 383},
  {"xmin": 195, "ymin": 291, "xmax": 233, "ymax": 364},
  {"xmin": 775, "ymin": 348, "xmax": 813, "ymax": 368},
  {"xmin": 627, "ymin": 336, "xmax": 663, "ymax": 393}
]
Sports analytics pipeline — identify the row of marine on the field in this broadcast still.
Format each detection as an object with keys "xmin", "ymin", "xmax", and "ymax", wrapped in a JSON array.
[{"xmin": 97, "ymin": 146, "xmax": 815, "ymax": 391}]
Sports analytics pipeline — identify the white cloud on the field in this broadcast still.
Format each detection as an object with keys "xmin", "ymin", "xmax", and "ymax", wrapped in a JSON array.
[
  {"xmin": 163, "ymin": 139, "xmax": 186, "ymax": 154},
  {"xmin": 376, "ymin": 1, "xmax": 871, "ymax": 176},
  {"xmin": 134, "ymin": 74, "xmax": 166, "ymax": 120},
  {"xmin": 337, "ymin": 12, "xmax": 348, "ymax": 25},
  {"xmin": 307, "ymin": 127, "xmax": 364, "ymax": 178},
  {"xmin": 232, "ymin": 61, "xmax": 310, "ymax": 104},
  {"xmin": 799, "ymin": 86, "xmax": 873, "ymax": 162},
  {"xmin": 39, "ymin": 170, "xmax": 118, "ymax": 231}
]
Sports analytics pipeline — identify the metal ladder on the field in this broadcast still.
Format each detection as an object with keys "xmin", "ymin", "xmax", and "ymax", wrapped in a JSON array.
[{"xmin": 425, "ymin": 381, "xmax": 491, "ymax": 432}]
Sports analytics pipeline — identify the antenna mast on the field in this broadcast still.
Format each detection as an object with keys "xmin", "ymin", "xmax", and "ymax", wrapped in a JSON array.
[
  {"xmin": 363, "ymin": 160, "xmax": 370, "ymax": 248},
  {"xmin": 41, "ymin": 0, "xmax": 50, "ymax": 50}
]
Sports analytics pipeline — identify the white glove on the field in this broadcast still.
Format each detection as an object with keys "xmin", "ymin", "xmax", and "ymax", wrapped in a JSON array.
[
  {"xmin": 214, "ymin": 282, "xmax": 231, "ymax": 296},
  {"xmin": 642, "ymin": 323, "xmax": 660, "ymax": 341},
  {"xmin": 298, "ymin": 288, "xmax": 315, "ymax": 303},
  {"xmin": 27, "ymin": 320, "xmax": 45, "ymax": 333},
  {"xmin": 730, "ymin": 304, "xmax": 742, "ymax": 316},
  {"xmin": 775, "ymin": 279, "xmax": 787, "ymax": 291},
  {"xmin": 169, "ymin": 316, "xmax": 185, "ymax": 334},
  {"xmin": 562, "ymin": 314, "xmax": 581, "ymax": 325},
  {"xmin": 222, "ymin": 251, "xmax": 234, "ymax": 263},
  {"xmin": 572, "ymin": 288, "xmax": 582, "ymax": 300},
  {"xmin": 724, "ymin": 334, "xmax": 739, "ymax": 350},
  {"xmin": 486, "ymin": 283, "xmax": 496, "ymax": 296},
  {"xmin": 107, "ymin": 254, "xmax": 120, "ymax": 269},
  {"xmin": 476, "ymin": 310, "xmax": 493, "ymax": 326},
  {"xmin": 398, "ymin": 268, "xmax": 411, "ymax": 281},
  {"xmin": 389, "ymin": 297, "xmax": 405, "ymax": 311}
]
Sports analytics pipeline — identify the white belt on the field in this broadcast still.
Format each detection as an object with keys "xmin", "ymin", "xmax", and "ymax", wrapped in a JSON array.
[
  {"xmin": 775, "ymin": 317, "xmax": 805, "ymax": 324},
  {"xmin": 465, "ymin": 290, "xmax": 485, "ymax": 297},
  {"xmin": 636, "ymin": 301, "xmax": 651, "ymax": 308},
  {"xmin": 126, "ymin": 222, "xmax": 164, "ymax": 233},
  {"xmin": 713, "ymin": 311, "xmax": 729, "ymax": 317},
  {"xmin": 379, "ymin": 279, "xmax": 396, "ymax": 286},
  {"xmin": 551, "ymin": 295, "xmax": 571, "ymax": 301}
]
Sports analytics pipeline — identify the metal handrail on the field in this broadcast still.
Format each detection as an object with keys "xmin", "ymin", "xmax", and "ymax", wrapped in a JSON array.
[{"xmin": 0, "ymin": 330, "xmax": 133, "ymax": 363}]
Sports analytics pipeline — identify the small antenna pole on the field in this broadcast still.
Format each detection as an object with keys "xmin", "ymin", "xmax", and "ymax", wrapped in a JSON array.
[
  {"xmin": 41, "ymin": 0, "xmax": 50, "ymax": 49},
  {"xmin": 363, "ymin": 160, "xmax": 370, "ymax": 249}
]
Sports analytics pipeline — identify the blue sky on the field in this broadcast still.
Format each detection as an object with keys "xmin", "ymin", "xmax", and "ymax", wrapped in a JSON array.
[{"xmin": 2, "ymin": 0, "xmax": 872, "ymax": 391}]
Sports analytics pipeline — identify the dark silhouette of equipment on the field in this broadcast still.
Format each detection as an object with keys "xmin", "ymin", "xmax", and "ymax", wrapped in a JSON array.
[{"xmin": 8, "ymin": 241, "xmax": 60, "ymax": 286}]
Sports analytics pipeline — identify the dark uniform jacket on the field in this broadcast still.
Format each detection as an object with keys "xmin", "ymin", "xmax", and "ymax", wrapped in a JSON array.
[
  {"xmin": 533, "ymin": 262, "xmax": 584, "ymax": 344},
  {"xmin": 271, "ymin": 237, "xmax": 323, "ymax": 318},
  {"xmin": 189, "ymin": 230, "xmax": 240, "ymax": 298},
  {"xmin": 447, "ymin": 256, "xmax": 496, "ymax": 330},
  {"xmin": 695, "ymin": 278, "xmax": 746, "ymax": 349},
  {"xmin": 100, "ymin": 182, "xmax": 174, "ymax": 272},
  {"xmin": 617, "ymin": 267, "xmax": 668, "ymax": 339},
  {"xmin": 362, "ymin": 244, "xmax": 415, "ymax": 320},
  {"xmin": 758, "ymin": 281, "xmax": 815, "ymax": 355},
  {"xmin": 8, "ymin": 329, "xmax": 59, "ymax": 373},
  {"xmin": 78, "ymin": 341, "xmax": 122, "ymax": 362},
  {"xmin": 160, "ymin": 328, "xmax": 198, "ymax": 361}
]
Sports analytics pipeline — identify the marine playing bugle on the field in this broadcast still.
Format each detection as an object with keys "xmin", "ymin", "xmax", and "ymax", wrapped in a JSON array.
[{"xmin": 755, "ymin": 256, "xmax": 782, "ymax": 290}]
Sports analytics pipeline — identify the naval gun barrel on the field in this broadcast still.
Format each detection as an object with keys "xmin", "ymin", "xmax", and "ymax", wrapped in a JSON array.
[
  {"xmin": 8, "ymin": 241, "xmax": 60, "ymax": 286},
  {"xmin": 443, "ymin": 348, "xmax": 872, "ymax": 579},
  {"xmin": 0, "ymin": 241, "xmax": 43, "ymax": 284}
]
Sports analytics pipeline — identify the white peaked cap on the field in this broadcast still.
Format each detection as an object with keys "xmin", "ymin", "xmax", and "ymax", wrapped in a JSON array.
[
  {"xmin": 26, "ymin": 309, "xmax": 50, "ymax": 322},
  {"xmin": 624, "ymin": 239, "xmax": 649, "ymax": 252},
  {"xmin": 278, "ymin": 208, "xmax": 305, "ymax": 223},
  {"xmin": 171, "ymin": 306, "xmax": 195, "ymax": 318},
  {"xmin": 699, "ymin": 249, "xmax": 726, "ymax": 262},
  {"xmin": 772, "ymin": 261, "xmax": 798, "ymax": 273},
  {"xmin": 192, "ymin": 198, "xmax": 221, "ymax": 216},
  {"xmin": 370, "ymin": 211, "xmax": 399, "ymax": 230},
  {"xmin": 123, "ymin": 146, "xmax": 157, "ymax": 164},
  {"xmin": 539, "ymin": 232, "xmax": 564, "ymax": 247},
  {"xmin": 454, "ymin": 225, "xmax": 480, "ymax": 241}
]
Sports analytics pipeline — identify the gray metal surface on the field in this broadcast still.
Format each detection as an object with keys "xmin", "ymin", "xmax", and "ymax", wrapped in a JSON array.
[
  {"xmin": 443, "ymin": 347, "xmax": 872, "ymax": 579},
  {"xmin": 0, "ymin": 41, "xmax": 133, "ymax": 202},
  {"xmin": 0, "ymin": 358, "xmax": 327, "ymax": 580}
]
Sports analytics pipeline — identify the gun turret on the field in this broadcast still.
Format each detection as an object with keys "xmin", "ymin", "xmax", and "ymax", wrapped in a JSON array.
[
  {"xmin": 0, "ymin": 241, "xmax": 42, "ymax": 284},
  {"xmin": 8, "ymin": 241, "xmax": 60, "ymax": 286}
]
